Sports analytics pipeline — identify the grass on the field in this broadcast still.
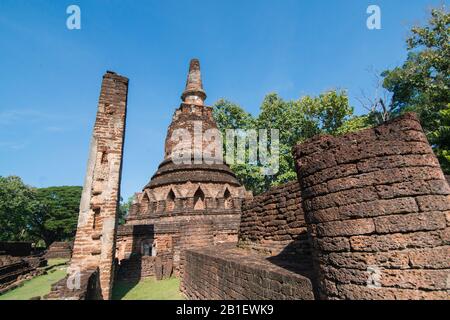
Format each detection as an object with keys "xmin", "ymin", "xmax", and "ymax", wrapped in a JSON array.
[
  {"xmin": 47, "ymin": 258, "xmax": 69, "ymax": 267},
  {"xmin": 112, "ymin": 277, "xmax": 185, "ymax": 300},
  {"xmin": 0, "ymin": 258, "xmax": 184, "ymax": 300},
  {"xmin": 0, "ymin": 259, "xmax": 68, "ymax": 300}
]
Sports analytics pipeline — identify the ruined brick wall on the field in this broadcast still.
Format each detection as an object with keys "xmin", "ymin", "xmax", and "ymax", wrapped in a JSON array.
[
  {"xmin": 293, "ymin": 113, "xmax": 450, "ymax": 300},
  {"xmin": 181, "ymin": 244, "xmax": 314, "ymax": 300},
  {"xmin": 156, "ymin": 214, "xmax": 240, "ymax": 276},
  {"xmin": 239, "ymin": 181, "xmax": 312, "ymax": 267},
  {"xmin": 69, "ymin": 71, "xmax": 128, "ymax": 300},
  {"xmin": 0, "ymin": 255, "xmax": 46, "ymax": 293},
  {"xmin": 181, "ymin": 183, "xmax": 316, "ymax": 300},
  {"xmin": 116, "ymin": 224, "xmax": 154, "ymax": 261}
]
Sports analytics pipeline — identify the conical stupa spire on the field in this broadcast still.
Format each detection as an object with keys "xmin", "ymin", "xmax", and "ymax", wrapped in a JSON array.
[{"xmin": 181, "ymin": 58, "xmax": 207, "ymax": 105}]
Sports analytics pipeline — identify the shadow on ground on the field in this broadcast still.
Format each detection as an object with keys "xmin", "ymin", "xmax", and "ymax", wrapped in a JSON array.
[{"xmin": 112, "ymin": 279, "xmax": 140, "ymax": 300}]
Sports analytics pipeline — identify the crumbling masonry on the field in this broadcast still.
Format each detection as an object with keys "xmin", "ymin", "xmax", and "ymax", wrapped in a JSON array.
[
  {"xmin": 182, "ymin": 112, "xmax": 450, "ymax": 300},
  {"xmin": 294, "ymin": 113, "xmax": 450, "ymax": 299},
  {"xmin": 55, "ymin": 59, "xmax": 449, "ymax": 300}
]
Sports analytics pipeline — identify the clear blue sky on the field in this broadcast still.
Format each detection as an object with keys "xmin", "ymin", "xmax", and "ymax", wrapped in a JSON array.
[{"xmin": 0, "ymin": 0, "xmax": 446, "ymax": 200}]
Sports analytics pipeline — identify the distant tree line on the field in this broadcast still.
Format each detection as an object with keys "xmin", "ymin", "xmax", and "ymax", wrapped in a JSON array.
[
  {"xmin": 213, "ymin": 7, "xmax": 449, "ymax": 194},
  {"xmin": 0, "ymin": 176, "xmax": 131, "ymax": 246}
]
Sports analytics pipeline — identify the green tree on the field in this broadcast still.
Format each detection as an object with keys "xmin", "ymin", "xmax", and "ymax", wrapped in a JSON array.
[
  {"xmin": 213, "ymin": 99, "xmax": 267, "ymax": 194},
  {"xmin": 335, "ymin": 115, "xmax": 372, "ymax": 136},
  {"xmin": 0, "ymin": 176, "xmax": 37, "ymax": 241},
  {"xmin": 29, "ymin": 186, "xmax": 82, "ymax": 246},
  {"xmin": 119, "ymin": 195, "xmax": 134, "ymax": 225},
  {"xmin": 382, "ymin": 7, "xmax": 449, "ymax": 172},
  {"xmin": 213, "ymin": 90, "xmax": 356, "ymax": 194}
]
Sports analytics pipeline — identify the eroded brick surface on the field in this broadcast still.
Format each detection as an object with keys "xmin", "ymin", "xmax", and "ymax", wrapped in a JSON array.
[
  {"xmin": 50, "ymin": 71, "xmax": 129, "ymax": 300},
  {"xmin": 293, "ymin": 113, "xmax": 450, "ymax": 300},
  {"xmin": 238, "ymin": 181, "xmax": 313, "ymax": 268},
  {"xmin": 115, "ymin": 60, "xmax": 250, "ymax": 281},
  {"xmin": 45, "ymin": 242, "xmax": 73, "ymax": 259}
]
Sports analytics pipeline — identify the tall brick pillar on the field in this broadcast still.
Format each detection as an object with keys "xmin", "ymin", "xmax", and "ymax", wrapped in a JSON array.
[
  {"xmin": 70, "ymin": 71, "xmax": 129, "ymax": 300},
  {"xmin": 293, "ymin": 113, "xmax": 450, "ymax": 300}
]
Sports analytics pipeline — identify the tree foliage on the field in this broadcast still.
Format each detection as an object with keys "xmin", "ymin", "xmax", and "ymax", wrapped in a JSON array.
[
  {"xmin": 31, "ymin": 186, "xmax": 82, "ymax": 246},
  {"xmin": 0, "ymin": 176, "xmax": 38, "ymax": 242},
  {"xmin": 0, "ymin": 176, "xmax": 82, "ymax": 246},
  {"xmin": 213, "ymin": 90, "xmax": 358, "ymax": 194}
]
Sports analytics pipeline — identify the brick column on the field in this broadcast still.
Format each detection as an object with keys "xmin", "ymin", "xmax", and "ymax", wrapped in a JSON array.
[
  {"xmin": 70, "ymin": 71, "xmax": 128, "ymax": 300},
  {"xmin": 293, "ymin": 113, "xmax": 450, "ymax": 300}
]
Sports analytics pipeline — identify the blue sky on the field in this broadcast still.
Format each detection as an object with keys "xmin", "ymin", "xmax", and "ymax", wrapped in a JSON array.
[{"xmin": 0, "ymin": 0, "xmax": 446, "ymax": 200}]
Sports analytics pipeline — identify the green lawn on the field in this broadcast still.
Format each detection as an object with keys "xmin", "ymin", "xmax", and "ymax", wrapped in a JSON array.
[
  {"xmin": 47, "ymin": 258, "xmax": 69, "ymax": 267},
  {"xmin": 112, "ymin": 277, "xmax": 185, "ymax": 300},
  {"xmin": 0, "ymin": 259, "xmax": 68, "ymax": 300}
]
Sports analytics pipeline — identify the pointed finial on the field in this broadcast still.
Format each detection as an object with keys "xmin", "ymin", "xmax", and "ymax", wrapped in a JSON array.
[{"xmin": 181, "ymin": 58, "xmax": 207, "ymax": 105}]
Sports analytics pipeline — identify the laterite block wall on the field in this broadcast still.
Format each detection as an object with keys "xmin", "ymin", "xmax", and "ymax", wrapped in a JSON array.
[{"xmin": 293, "ymin": 113, "xmax": 450, "ymax": 300}]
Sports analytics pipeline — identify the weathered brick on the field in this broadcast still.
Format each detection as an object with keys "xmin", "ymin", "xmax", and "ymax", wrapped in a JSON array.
[
  {"xmin": 309, "ymin": 198, "xmax": 418, "ymax": 223},
  {"xmin": 374, "ymin": 212, "xmax": 446, "ymax": 234},
  {"xmin": 328, "ymin": 251, "xmax": 410, "ymax": 270},
  {"xmin": 314, "ymin": 237, "xmax": 350, "ymax": 252},
  {"xmin": 408, "ymin": 247, "xmax": 450, "ymax": 269},
  {"xmin": 337, "ymin": 283, "xmax": 449, "ymax": 300},
  {"xmin": 416, "ymin": 195, "xmax": 450, "ymax": 212}
]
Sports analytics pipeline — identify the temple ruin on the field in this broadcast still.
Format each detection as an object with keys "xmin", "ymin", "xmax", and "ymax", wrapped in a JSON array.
[
  {"xmin": 115, "ymin": 59, "xmax": 251, "ymax": 280},
  {"xmin": 182, "ymin": 113, "xmax": 450, "ymax": 300}
]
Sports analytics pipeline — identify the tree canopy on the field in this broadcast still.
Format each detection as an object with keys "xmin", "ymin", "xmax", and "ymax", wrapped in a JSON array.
[
  {"xmin": 119, "ymin": 196, "xmax": 134, "ymax": 225},
  {"xmin": 0, "ymin": 176, "xmax": 38, "ymax": 242},
  {"xmin": 213, "ymin": 90, "xmax": 361, "ymax": 194},
  {"xmin": 0, "ymin": 176, "xmax": 82, "ymax": 246}
]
